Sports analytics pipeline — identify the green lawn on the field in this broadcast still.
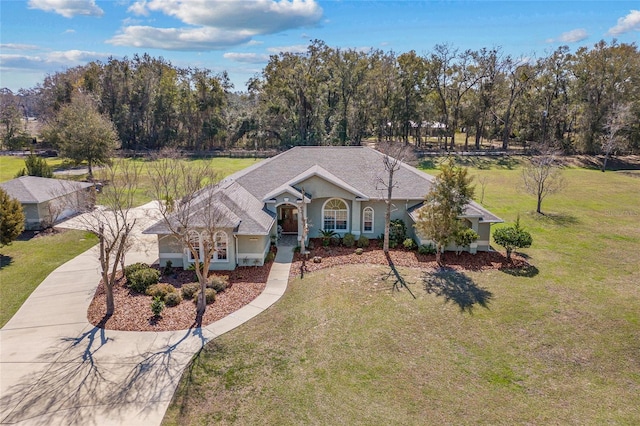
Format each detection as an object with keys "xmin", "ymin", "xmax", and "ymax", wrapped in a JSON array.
[
  {"xmin": 0, "ymin": 230, "xmax": 98, "ymax": 327},
  {"xmin": 164, "ymin": 163, "xmax": 640, "ymax": 425},
  {"xmin": 0, "ymin": 156, "xmax": 67, "ymax": 182}
]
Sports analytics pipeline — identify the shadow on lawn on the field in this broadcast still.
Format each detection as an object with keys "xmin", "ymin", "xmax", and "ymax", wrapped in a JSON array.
[
  {"xmin": 423, "ymin": 268, "xmax": 493, "ymax": 313},
  {"xmin": 0, "ymin": 254, "xmax": 13, "ymax": 270}
]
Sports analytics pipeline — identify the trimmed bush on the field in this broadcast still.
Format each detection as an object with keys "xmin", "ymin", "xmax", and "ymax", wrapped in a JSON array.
[
  {"xmin": 181, "ymin": 283, "xmax": 200, "ymax": 300},
  {"xmin": 357, "ymin": 235, "xmax": 370, "ymax": 248},
  {"xmin": 128, "ymin": 268, "xmax": 160, "ymax": 294},
  {"xmin": 146, "ymin": 283, "xmax": 177, "ymax": 299},
  {"xmin": 418, "ymin": 243, "xmax": 437, "ymax": 255},
  {"xmin": 403, "ymin": 238, "xmax": 417, "ymax": 250},
  {"xmin": 194, "ymin": 288, "xmax": 216, "ymax": 305},
  {"xmin": 164, "ymin": 292, "xmax": 182, "ymax": 307},
  {"xmin": 162, "ymin": 260, "xmax": 173, "ymax": 276},
  {"xmin": 390, "ymin": 219, "xmax": 407, "ymax": 246},
  {"xmin": 265, "ymin": 251, "xmax": 276, "ymax": 263},
  {"xmin": 342, "ymin": 233, "xmax": 356, "ymax": 248},
  {"xmin": 207, "ymin": 275, "xmax": 229, "ymax": 293},
  {"xmin": 355, "ymin": 248, "xmax": 364, "ymax": 255},
  {"xmin": 124, "ymin": 262, "xmax": 150, "ymax": 281},
  {"xmin": 151, "ymin": 296, "xmax": 165, "ymax": 317}
]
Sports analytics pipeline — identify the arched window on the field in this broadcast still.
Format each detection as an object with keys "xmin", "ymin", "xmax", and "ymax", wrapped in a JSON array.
[
  {"xmin": 213, "ymin": 231, "xmax": 228, "ymax": 262},
  {"xmin": 323, "ymin": 198, "xmax": 348, "ymax": 231},
  {"xmin": 363, "ymin": 207, "xmax": 374, "ymax": 233}
]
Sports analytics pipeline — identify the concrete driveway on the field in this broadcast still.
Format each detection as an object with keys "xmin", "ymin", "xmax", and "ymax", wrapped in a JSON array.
[{"xmin": 0, "ymin": 202, "xmax": 293, "ymax": 425}]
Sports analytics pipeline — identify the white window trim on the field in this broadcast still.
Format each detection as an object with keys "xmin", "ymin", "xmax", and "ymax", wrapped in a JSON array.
[
  {"xmin": 212, "ymin": 230, "xmax": 228, "ymax": 263},
  {"xmin": 322, "ymin": 198, "xmax": 349, "ymax": 232},
  {"xmin": 186, "ymin": 230, "xmax": 229, "ymax": 263},
  {"xmin": 362, "ymin": 206, "xmax": 374, "ymax": 233}
]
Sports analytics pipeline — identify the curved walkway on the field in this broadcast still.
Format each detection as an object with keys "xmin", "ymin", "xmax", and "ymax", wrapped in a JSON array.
[{"xmin": 0, "ymin": 203, "xmax": 295, "ymax": 426}]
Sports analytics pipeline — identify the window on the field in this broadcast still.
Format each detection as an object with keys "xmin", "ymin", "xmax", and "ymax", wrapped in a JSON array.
[
  {"xmin": 187, "ymin": 231, "xmax": 201, "ymax": 262},
  {"xmin": 363, "ymin": 207, "xmax": 374, "ymax": 233},
  {"xmin": 323, "ymin": 198, "xmax": 348, "ymax": 231},
  {"xmin": 213, "ymin": 231, "xmax": 228, "ymax": 262},
  {"xmin": 186, "ymin": 230, "xmax": 228, "ymax": 263}
]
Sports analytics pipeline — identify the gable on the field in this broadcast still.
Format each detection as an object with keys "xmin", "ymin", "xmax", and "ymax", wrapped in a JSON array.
[{"xmin": 296, "ymin": 175, "xmax": 361, "ymax": 200}]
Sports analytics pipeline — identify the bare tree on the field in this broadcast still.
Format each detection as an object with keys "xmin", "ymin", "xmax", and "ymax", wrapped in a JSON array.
[
  {"xmin": 601, "ymin": 103, "xmax": 632, "ymax": 172},
  {"xmin": 521, "ymin": 145, "xmax": 566, "ymax": 214},
  {"xmin": 148, "ymin": 155, "xmax": 223, "ymax": 319},
  {"xmin": 75, "ymin": 160, "xmax": 140, "ymax": 316},
  {"xmin": 376, "ymin": 141, "xmax": 415, "ymax": 253}
]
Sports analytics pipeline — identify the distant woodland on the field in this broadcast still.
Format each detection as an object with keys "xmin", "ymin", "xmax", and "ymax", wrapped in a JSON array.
[{"xmin": 2, "ymin": 39, "xmax": 639, "ymax": 155}]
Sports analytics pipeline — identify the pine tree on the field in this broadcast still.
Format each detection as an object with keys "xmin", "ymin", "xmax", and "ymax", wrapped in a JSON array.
[{"xmin": 0, "ymin": 188, "xmax": 25, "ymax": 246}]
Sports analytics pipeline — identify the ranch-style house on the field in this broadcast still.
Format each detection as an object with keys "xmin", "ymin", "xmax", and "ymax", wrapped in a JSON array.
[{"xmin": 144, "ymin": 146, "xmax": 503, "ymax": 270}]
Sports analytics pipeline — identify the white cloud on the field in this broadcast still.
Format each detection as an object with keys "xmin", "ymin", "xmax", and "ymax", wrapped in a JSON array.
[
  {"xmin": 28, "ymin": 0, "xmax": 104, "ymax": 18},
  {"xmin": 0, "ymin": 43, "xmax": 40, "ymax": 51},
  {"xmin": 608, "ymin": 10, "xmax": 640, "ymax": 35},
  {"xmin": 546, "ymin": 28, "xmax": 588, "ymax": 44},
  {"xmin": 108, "ymin": 26, "xmax": 254, "ymax": 50},
  {"xmin": 63, "ymin": 29, "xmax": 76, "ymax": 34},
  {"xmin": 223, "ymin": 52, "xmax": 270, "ymax": 63},
  {"xmin": 267, "ymin": 44, "xmax": 308, "ymax": 54},
  {"xmin": 0, "ymin": 50, "xmax": 109, "ymax": 72},
  {"xmin": 115, "ymin": 0, "xmax": 322, "ymax": 51}
]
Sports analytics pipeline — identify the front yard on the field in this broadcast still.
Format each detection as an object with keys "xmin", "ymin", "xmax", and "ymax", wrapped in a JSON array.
[{"xmin": 163, "ymin": 164, "xmax": 640, "ymax": 425}]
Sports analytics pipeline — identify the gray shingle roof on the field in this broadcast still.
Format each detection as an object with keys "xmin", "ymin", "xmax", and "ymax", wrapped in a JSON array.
[
  {"xmin": 0, "ymin": 176, "xmax": 93, "ymax": 203},
  {"xmin": 228, "ymin": 146, "xmax": 435, "ymax": 201},
  {"xmin": 145, "ymin": 146, "xmax": 501, "ymax": 236}
]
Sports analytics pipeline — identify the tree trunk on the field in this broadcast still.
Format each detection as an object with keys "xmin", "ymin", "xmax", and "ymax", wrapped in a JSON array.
[
  {"xmin": 105, "ymin": 283, "xmax": 115, "ymax": 316},
  {"xmin": 601, "ymin": 153, "xmax": 609, "ymax": 172},
  {"xmin": 536, "ymin": 194, "xmax": 543, "ymax": 214},
  {"xmin": 435, "ymin": 245, "xmax": 443, "ymax": 266},
  {"xmin": 383, "ymin": 169, "xmax": 393, "ymax": 253},
  {"xmin": 506, "ymin": 248, "xmax": 512, "ymax": 261}
]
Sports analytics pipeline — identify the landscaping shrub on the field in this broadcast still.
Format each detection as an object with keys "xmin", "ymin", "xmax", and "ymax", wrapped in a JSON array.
[
  {"xmin": 162, "ymin": 260, "xmax": 173, "ymax": 276},
  {"xmin": 146, "ymin": 283, "xmax": 177, "ymax": 299},
  {"xmin": 194, "ymin": 288, "xmax": 216, "ymax": 305},
  {"xmin": 357, "ymin": 235, "xmax": 370, "ymax": 248},
  {"xmin": 342, "ymin": 233, "xmax": 356, "ymax": 248},
  {"xmin": 390, "ymin": 219, "xmax": 407, "ymax": 246},
  {"xmin": 355, "ymin": 248, "xmax": 364, "ymax": 255},
  {"xmin": 150, "ymin": 296, "xmax": 165, "ymax": 317},
  {"xmin": 164, "ymin": 292, "xmax": 182, "ymax": 307},
  {"xmin": 403, "ymin": 238, "xmax": 417, "ymax": 250},
  {"xmin": 207, "ymin": 275, "xmax": 229, "ymax": 293},
  {"xmin": 124, "ymin": 262, "xmax": 150, "ymax": 281},
  {"xmin": 418, "ymin": 243, "xmax": 437, "ymax": 255},
  {"xmin": 128, "ymin": 268, "xmax": 160, "ymax": 294},
  {"xmin": 181, "ymin": 283, "xmax": 200, "ymax": 300}
]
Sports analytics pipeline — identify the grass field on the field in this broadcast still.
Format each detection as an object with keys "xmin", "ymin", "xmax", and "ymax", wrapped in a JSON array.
[
  {"xmin": 0, "ymin": 230, "xmax": 98, "ymax": 328},
  {"xmin": 163, "ymin": 161, "xmax": 640, "ymax": 425},
  {"xmin": 0, "ymin": 155, "xmax": 67, "ymax": 182}
]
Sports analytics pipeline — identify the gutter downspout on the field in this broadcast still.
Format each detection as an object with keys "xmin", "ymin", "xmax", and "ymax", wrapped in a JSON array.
[{"xmin": 234, "ymin": 234, "xmax": 239, "ymax": 267}]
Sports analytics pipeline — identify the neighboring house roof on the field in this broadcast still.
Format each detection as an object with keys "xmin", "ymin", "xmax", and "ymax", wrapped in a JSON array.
[
  {"xmin": 0, "ymin": 176, "xmax": 93, "ymax": 204},
  {"xmin": 145, "ymin": 146, "xmax": 502, "ymax": 236}
]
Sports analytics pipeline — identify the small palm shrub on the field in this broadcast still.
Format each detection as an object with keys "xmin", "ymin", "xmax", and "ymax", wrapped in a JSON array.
[
  {"xmin": 146, "ymin": 283, "xmax": 177, "ymax": 299},
  {"xmin": 181, "ymin": 283, "xmax": 200, "ymax": 300},
  {"xmin": 342, "ymin": 233, "xmax": 356, "ymax": 247},
  {"xmin": 164, "ymin": 292, "xmax": 182, "ymax": 307},
  {"xmin": 418, "ymin": 243, "xmax": 437, "ymax": 255},
  {"xmin": 128, "ymin": 268, "xmax": 160, "ymax": 293}
]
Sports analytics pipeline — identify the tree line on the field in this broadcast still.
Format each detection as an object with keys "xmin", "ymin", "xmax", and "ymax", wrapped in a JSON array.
[{"xmin": 2, "ymin": 39, "xmax": 639, "ymax": 155}]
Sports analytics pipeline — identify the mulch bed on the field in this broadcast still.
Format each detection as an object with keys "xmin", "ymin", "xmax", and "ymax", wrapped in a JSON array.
[
  {"xmin": 291, "ymin": 239, "xmax": 528, "ymax": 277},
  {"xmin": 87, "ymin": 262, "xmax": 272, "ymax": 332},
  {"xmin": 88, "ymin": 240, "xmax": 529, "ymax": 332}
]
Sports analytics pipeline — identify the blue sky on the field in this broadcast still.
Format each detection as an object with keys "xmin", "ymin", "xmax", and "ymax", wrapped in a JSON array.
[{"xmin": 1, "ymin": 1, "xmax": 639, "ymax": 92}]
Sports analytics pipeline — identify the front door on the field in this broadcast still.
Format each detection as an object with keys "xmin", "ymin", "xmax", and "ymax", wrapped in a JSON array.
[{"xmin": 280, "ymin": 205, "xmax": 298, "ymax": 233}]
